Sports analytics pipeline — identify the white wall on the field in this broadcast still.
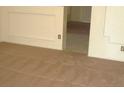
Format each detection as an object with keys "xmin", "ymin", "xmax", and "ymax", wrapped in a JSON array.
[
  {"xmin": 89, "ymin": 6, "xmax": 124, "ymax": 62},
  {"xmin": 0, "ymin": 8, "xmax": 2, "ymax": 42},
  {"xmin": 79, "ymin": 6, "xmax": 91, "ymax": 23},
  {"xmin": 67, "ymin": 7, "xmax": 71, "ymax": 21},
  {"xmin": 68, "ymin": 6, "xmax": 91, "ymax": 23},
  {"xmin": 0, "ymin": 6, "xmax": 124, "ymax": 62},
  {"xmin": 0, "ymin": 6, "xmax": 65, "ymax": 50}
]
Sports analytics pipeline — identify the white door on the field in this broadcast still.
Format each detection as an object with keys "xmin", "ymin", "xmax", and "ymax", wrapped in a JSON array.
[
  {"xmin": 89, "ymin": 6, "xmax": 124, "ymax": 62},
  {"xmin": 0, "ymin": 6, "xmax": 64, "ymax": 50},
  {"xmin": 104, "ymin": 7, "xmax": 124, "ymax": 44}
]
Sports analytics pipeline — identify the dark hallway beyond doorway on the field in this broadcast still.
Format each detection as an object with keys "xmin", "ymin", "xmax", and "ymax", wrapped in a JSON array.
[{"xmin": 66, "ymin": 21, "xmax": 90, "ymax": 54}]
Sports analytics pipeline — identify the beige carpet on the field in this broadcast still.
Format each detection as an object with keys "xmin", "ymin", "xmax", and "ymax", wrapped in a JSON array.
[
  {"xmin": 66, "ymin": 21, "xmax": 90, "ymax": 54},
  {"xmin": 0, "ymin": 42, "xmax": 124, "ymax": 87}
]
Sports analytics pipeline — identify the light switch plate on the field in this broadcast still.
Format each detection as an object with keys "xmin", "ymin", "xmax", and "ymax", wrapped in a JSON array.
[{"xmin": 121, "ymin": 46, "xmax": 124, "ymax": 52}]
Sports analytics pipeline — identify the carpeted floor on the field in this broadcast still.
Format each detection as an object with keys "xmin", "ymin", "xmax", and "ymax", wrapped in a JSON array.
[
  {"xmin": 0, "ymin": 42, "xmax": 124, "ymax": 87},
  {"xmin": 66, "ymin": 21, "xmax": 90, "ymax": 54}
]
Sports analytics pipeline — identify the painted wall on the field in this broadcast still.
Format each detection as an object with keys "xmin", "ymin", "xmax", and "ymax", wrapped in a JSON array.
[
  {"xmin": 89, "ymin": 6, "xmax": 124, "ymax": 62},
  {"xmin": 0, "ymin": 8, "xmax": 2, "ymax": 42},
  {"xmin": 67, "ymin": 6, "xmax": 71, "ymax": 21},
  {"xmin": 0, "ymin": 6, "xmax": 65, "ymax": 50},
  {"xmin": 68, "ymin": 6, "xmax": 91, "ymax": 23},
  {"xmin": 0, "ymin": 6, "xmax": 124, "ymax": 62}
]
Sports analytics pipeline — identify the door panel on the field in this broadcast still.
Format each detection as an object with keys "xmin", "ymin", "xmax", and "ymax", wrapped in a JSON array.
[
  {"xmin": 89, "ymin": 6, "xmax": 124, "ymax": 62},
  {"xmin": 105, "ymin": 7, "xmax": 124, "ymax": 44}
]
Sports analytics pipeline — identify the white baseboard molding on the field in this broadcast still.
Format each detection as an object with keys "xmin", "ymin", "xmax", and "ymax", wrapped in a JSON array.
[{"xmin": 5, "ymin": 35, "xmax": 62, "ymax": 50}]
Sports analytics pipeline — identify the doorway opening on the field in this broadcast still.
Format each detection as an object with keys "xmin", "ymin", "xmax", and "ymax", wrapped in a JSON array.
[{"xmin": 64, "ymin": 6, "xmax": 92, "ymax": 54}]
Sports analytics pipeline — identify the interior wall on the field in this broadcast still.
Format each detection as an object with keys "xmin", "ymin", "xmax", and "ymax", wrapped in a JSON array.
[
  {"xmin": 67, "ymin": 6, "xmax": 91, "ymax": 23},
  {"xmin": 89, "ymin": 6, "xmax": 124, "ymax": 62},
  {"xmin": 62, "ymin": 7, "xmax": 68, "ymax": 49},
  {"xmin": 67, "ymin": 7, "xmax": 71, "ymax": 21},
  {"xmin": 0, "ymin": 8, "xmax": 2, "ymax": 42},
  {"xmin": 0, "ymin": 6, "xmax": 65, "ymax": 50},
  {"xmin": 1, "ymin": 6, "xmax": 124, "ymax": 62}
]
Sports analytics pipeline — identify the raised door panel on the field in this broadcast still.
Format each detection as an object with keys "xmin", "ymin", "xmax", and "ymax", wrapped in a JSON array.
[{"xmin": 104, "ymin": 7, "xmax": 124, "ymax": 44}]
